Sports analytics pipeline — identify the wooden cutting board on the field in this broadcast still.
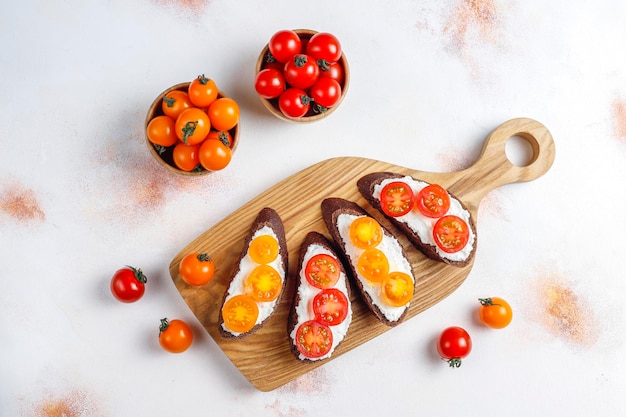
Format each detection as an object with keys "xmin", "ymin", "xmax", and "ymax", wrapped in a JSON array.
[{"xmin": 169, "ymin": 118, "xmax": 555, "ymax": 391}]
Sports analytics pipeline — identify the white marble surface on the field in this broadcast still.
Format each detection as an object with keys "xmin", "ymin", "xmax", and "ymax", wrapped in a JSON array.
[{"xmin": 2, "ymin": 0, "xmax": 626, "ymax": 416}]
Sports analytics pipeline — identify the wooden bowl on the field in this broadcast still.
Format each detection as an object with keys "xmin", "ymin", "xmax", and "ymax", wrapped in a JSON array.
[
  {"xmin": 255, "ymin": 29, "xmax": 350, "ymax": 123},
  {"xmin": 145, "ymin": 82, "xmax": 240, "ymax": 176}
]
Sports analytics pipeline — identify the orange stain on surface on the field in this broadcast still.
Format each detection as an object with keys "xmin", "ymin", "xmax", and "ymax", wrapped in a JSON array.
[
  {"xmin": 611, "ymin": 97, "xmax": 626, "ymax": 142},
  {"xmin": 533, "ymin": 272, "xmax": 599, "ymax": 348},
  {"xmin": 30, "ymin": 389, "xmax": 102, "ymax": 417},
  {"xmin": 444, "ymin": 0, "xmax": 501, "ymax": 51},
  {"xmin": 153, "ymin": 0, "xmax": 209, "ymax": 13},
  {"xmin": 0, "ymin": 181, "xmax": 45, "ymax": 223}
]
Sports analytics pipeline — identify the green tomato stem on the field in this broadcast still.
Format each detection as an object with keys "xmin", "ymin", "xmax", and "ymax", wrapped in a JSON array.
[
  {"xmin": 181, "ymin": 121, "xmax": 198, "ymax": 145},
  {"xmin": 159, "ymin": 318, "xmax": 169, "ymax": 335},
  {"xmin": 128, "ymin": 266, "xmax": 147, "ymax": 284}
]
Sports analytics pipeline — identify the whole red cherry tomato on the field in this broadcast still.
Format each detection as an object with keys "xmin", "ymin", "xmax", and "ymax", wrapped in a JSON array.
[
  {"xmin": 278, "ymin": 88, "xmax": 311, "ymax": 118},
  {"xmin": 255, "ymin": 68, "xmax": 286, "ymax": 99},
  {"xmin": 306, "ymin": 32, "xmax": 342, "ymax": 63},
  {"xmin": 110, "ymin": 266, "xmax": 147, "ymax": 303},
  {"xmin": 318, "ymin": 61, "xmax": 345, "ymax": 86},
  {"xmin": 283, "ymin": 54, "xmax": 320, "ymax": 90},
  {"xmin": 309, "ymin": 77, "xmax": 342, "ymax": 109},
  {"xmin": 268, "ymin": 30, "xmax": 302, "ymax": 63},
  {"xmin": 437, "ymin": 326, "xmax": 472, "ymax": 368}
]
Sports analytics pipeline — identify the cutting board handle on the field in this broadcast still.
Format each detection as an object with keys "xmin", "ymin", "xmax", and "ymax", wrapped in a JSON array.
[{"xmin": 448, "ymin": 117, "xmax": 555, "ymax": 206}]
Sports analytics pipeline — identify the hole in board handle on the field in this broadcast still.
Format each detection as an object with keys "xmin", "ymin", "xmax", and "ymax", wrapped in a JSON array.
[{"xmin": 505, "ymin": 135, "xmax": 535, "ymax": 167}]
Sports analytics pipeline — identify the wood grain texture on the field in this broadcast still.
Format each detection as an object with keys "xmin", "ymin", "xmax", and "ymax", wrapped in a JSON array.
[{"xmin": 169, "ymin": 118, "xmax": 555, "ymax": 391}]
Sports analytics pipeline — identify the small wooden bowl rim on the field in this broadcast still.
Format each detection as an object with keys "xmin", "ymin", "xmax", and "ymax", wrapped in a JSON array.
[
  {"xmin": 255, "ymin": 29, "xmax": 350, "ymax": 123},
  {"xmin": 145, "ymin": 82, "xmax": 240, "ymax": 176}
]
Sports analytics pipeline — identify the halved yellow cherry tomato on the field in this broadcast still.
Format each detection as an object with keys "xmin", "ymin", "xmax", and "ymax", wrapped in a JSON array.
[
  {"xmin": 244, "ymin": 265, "xmax": 282, "ymax": 302},
  {"xmin": 357, "ymin": 248, "xmax": 390, "ymax": 283},
  {"xmin": 248, "ymin": 234, "xmax": 279, "ymax": 264},
  {"xmin": 380, "ymin": 271, "xmax": 414, "ymax": 307},
  {"xmin": 349, "ymin": 216, "xmax": 383, "ymax": 249},
  {"xmin": 222, "ymin": 294, "xmax": 259, "ymax": 333}
]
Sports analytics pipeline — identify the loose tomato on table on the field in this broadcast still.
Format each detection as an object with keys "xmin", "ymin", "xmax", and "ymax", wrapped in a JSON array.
[
  {"xmin": 207, "ymin": 97, "xmax": 240, "ymax": 132},
  {"xmin": 222, "ymin": 294, "xmax": 259, "ymax": 333},
  {"xmin": 478, "ymin": 297, "xmax": 513, "ymax": 329},
  {"xmin": 306, "ymin": 32, "xmax": 342, "ymax": 64},
  {"xmin": 199, "ymin": 136, "xmax": 232, "ymax": 171},
  {"xmin": 188, "ymin": 74, "xmax": 218, "ymax": 108},
  {"xmin": 309, "ymin": 77, "xmax": 342, "ymax": 109},
  {"xmin": 313, "ymin": 288, "xmax": 349, "ymax": 326},
  {"xmin": 437, "ymin": 326, "xmax": 472, "ymax": 368},
  {"xmin": 379, "ymin": 181, "xmax": 414, "ymax": 217},
  {"xmin": 278, "ymin": 88, "xmax": 311, "ymax": 118},
  {"xmin": 146, "ymin": 115, "xmax": 178, "ymax": 147},
  {"xmin": 255, "ymin": 68, "xmax": 286, "ymax": 99},
  {"xmin": 305, "ymin": 254, "xmax": 340, "ymax": 289},
  {"xmin": 268, "ymin": 29, "xmax": 302, "ymax": 63},
  {"xmin": 110, "ymin": 266, "xmax": 147, "ymax": 303},
  {"xmin": 179, "ymin": 253, "xmax": 215, "ymax": 286},
  {"xmin": 283, "ymin": 54, "xmax": 320, "ymax": 90},
  {"xmin": 159, "ymin": 318, "xmax": 193, "ymax": 353},
  {"xmin": 172, "ymin": 142, "xmax": 200, "ymax": 172},
  {"xmin": 416, "ymin": 184, "xmax": 450, "ymax": 218},
  {"xmin": 174, "ymin": 107, "xmax": 210, "ymax": 145},
  {"xmin": 433, "ymin": 215, "xmax": 470, "ymax": 253},
  {"xmin": 161, "ymin": 90, "xmax": 192, "ymax": 120},
  {"xmin": 295, "ymin": 320, "xmax": 333, "ymax": 359}
]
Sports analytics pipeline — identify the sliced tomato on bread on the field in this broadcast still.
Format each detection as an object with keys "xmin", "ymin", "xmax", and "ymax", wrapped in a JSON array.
[
  {"xmin": 357, "ymin": 172, "xmax": 477, "ymax": 267},
  {"xmin": 288, "ymin": 231, "xmax": 353, "ymax": 361},
  {"xmin": 321, "ymin": 197, "xmax": 415, "ymax": 327},
  {"xmin": 219, "ymin": 207, "xmax": 288, "ymax": 338}
]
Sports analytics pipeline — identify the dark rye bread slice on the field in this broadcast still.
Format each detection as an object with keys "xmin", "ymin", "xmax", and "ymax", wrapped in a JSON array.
[
  {"xmin": 357, "ymin": 172, "xmax": 477, "ymax": 268},
  {"xmin": 288, "ymin": 231, "xmax": 353, "ymax": 361},
  {"xmin": 218, "ymin": 207, "xmax": 288, "ymax": 339},
  {"xmin": 321, "ymin": 197, "xmax": 414, "ymax": 327}
]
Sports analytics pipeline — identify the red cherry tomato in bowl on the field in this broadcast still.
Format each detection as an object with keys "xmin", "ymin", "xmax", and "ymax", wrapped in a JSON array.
[
  {"xmin": 268, "ymin": 30, "xmax": 302, "ymax": 63},
  {"xmin": 159, "ymin": 318, "xmax": 193, "ymax": 353},
  {"xmin": 278, "ymin": 88, "xmax": 311, "ymax": 118},
  {"xmin": 254, "ymin": 68, "xmax": 286, "ymax": 99},
  {"xmin": 283, "ymin": 54, "xmax": 320, "ymax": 90},
  {"xmin": 478, "ymin": 297, "xmax": 513, "ymax": 329},
  {"xmin": 306, "ymin": 32, "xmax": 342, "ymax": 63},
  {"xmin": 437, "ymin": 326, "xmax": 472, "ymax": 368},
  {"xmin": 110, "ymin": 266, "xmax": 147, "ymax": 303},
  {"xmin": 309, "ymin": 77, "xmax": 342, "ymax": 109}
]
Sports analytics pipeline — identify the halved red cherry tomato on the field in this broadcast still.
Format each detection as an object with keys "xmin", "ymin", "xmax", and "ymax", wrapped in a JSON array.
[
  {"xmin": 255, "ymin": 68, "xmax": 286, "ymax": 99},
  {"xmin": 278, "ymin": 88, "xmax": 310, "ymax": 118},
  {"xmin": 248, "ymin": 234, "xmax": 279, "ymax": 264},
  {"xmin": 175, "ymin": 108, "xmax": 210, "ymax": 145},
  {"xmin": 179, "ymin": 253, "xmax": 215, "ymax": 286},
  {"xmin": 349, "ymin": 216, "xmax": 383, "ymax": 249},
  {"xmin": 159, "ymin": 318, "xmax": 193, "ymax": 353},
  {"xmin": 313, "ymin": 288, "xmax": 349, "ymax": 326},
  {"xmin": 433, "ymin": 215, "xmax": 470, "ymax": 253},
  {"xmin": 305, "ymin": 253, "xmax": 340, "ymax": 289},
  {"xmin": 478, "ymin": 297, "xmax": 513, "ymax": 329},
  {"xmin": 283, "ymin": 54, "xmax": 320, "ymax": 90},
  {"xmin": 268, "ymin": 30, "xmax": 302, "ymax": 63},
  {"xmin": 187, "ymin": 74, "xmax": 218, "ymax": 108},
  {"xmin": 357, "ymin": 248, "xmax": 389, "ymax": 283},
  {"xmin": 416, "ymin": 184, "xmax": 450, "ymax": 218},
  {"xmin": 379, "ymin": 181, "xmax": 414, "ymax": 217},
  {"xmin": 437, "ymin": 326, "xmax": 472, "ymax": 368},
  {"xmin": 380, "ymin": 272, "xmax": 414, "ymax": 307},
  {"xmin": 222, "ymin": 294, "xmax": 259, "ymax": 333},
  {"xmin": 161, "ymin": 90, "xmax": 192, "ymax": 120},
  {"xmin": 244, "ymin": 264, "xmax": 282, "ymax": 302},
  {"xmin": 306, "ymin": 32, "xmax": 342, "ymax": 64},
  {"xmin": 295, "ymin": 320, "xmax": 333, "ymax": 359},
  {"xmin": 146, "ymin": 115, "xmax": 178, "ymax": 147},
  {"xmin": 172, "ymin": 142, "xmax": 200, "ymax": 172},
  {"xmin": 309, "ymin": 77, "xmax": 342, "ymax": 109}
]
